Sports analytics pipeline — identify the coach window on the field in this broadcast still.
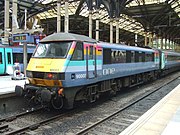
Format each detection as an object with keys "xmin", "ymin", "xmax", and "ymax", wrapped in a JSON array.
[
  {"xmin": 0, "ymin": 52, "xmax": 2, "ymax": 64},
  {"xmin": 7, "ymin": 52, "xmax": 11, "ymax": 64},
  {"xmin": 71, "ymin": 42, "xmax": 83, "ymax": 60},
  {"xmin": 13, "ymin": 53, "xmax": 23, "ymax": 63}
]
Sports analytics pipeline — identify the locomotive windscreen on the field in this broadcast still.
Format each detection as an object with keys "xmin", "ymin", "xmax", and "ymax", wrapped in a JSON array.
[{"xmin": 33, "ymin": 41, "xmax": 72, "ymax": 58}]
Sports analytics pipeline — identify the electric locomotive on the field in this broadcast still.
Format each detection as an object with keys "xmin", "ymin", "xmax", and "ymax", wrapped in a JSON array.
[{"xmin": 15, "ymin": 32, "xmax": 180, "ymax": 109}]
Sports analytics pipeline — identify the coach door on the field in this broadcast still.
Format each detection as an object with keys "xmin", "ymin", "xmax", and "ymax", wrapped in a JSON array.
[
  {"xmin": 85, "ymin": 44, "xmax": 97, "ymax": 79},
  {"xmin": 0, "ymin": 48, "xmax": 5, "ymax": 74},
  {"xmin": 5, "ymin": 48, "xmax": 13, "ymax": 74}
]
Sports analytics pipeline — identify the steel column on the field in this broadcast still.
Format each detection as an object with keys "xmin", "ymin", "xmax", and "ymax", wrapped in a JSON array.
[
  {"xmin": 64, "ymin": 0, "xmax": 69, "ymax": 33},
  {"xmin": 57, "ymin": 0, "xmax": 61, "ymax": 32}
]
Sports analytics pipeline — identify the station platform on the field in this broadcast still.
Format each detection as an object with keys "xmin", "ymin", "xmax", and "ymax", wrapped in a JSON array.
[
  {"xmin": 0, "ymin": 75, "xmax": 27, "ymax": 98},
  {"xmin": 120, "ymin": 82, "xmax": 180, "ymax": 135}
]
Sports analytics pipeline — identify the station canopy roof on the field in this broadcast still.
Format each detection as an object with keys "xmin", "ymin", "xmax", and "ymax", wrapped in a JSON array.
[{"xmin": 0, "ymin": 0, "xmax": 179, "ymax": 44}]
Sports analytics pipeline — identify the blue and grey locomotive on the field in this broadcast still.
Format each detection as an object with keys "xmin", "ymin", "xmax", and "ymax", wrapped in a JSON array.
[{"xmin": 15, "ymin": 33, "xmax": 180, "ymax": 109}]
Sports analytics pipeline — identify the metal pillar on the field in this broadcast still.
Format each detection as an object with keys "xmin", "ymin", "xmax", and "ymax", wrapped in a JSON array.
[
  {"xmin": 64, "ymin": 0, "xmax": 69, "ymax": 33},
  {"xmin": 165, "ymin": 38, "xmax": 167, "ymax": 50},
  {"xmin": 4, "ymin": 0, "xmax": 10, "ymax": 44},
  {"xmin": 23, "ymin": 9, "xmax": 27, "ymax": 76},
  {"xmin": 110, "ymin": 19, "xmax": 113, "ymax": 43},
  {"xmin": 95, "ymin": 10, "xmax": 99, "ymax": 41},
  {"xmin": 12, "ymin": 0, "xmax": 17, "ymax": 33},
  {"xmin": 145, "ymin": 32, "xmax": 147, "ymax": 46},
  {"xmin": 57, "ymin": 0, "xmax": 61, "ymax": 32},
  {"xmin": 169, "ymin": 40, "xmax": 172, "ymax": 50},
  {"xmin": 135, "ymin": 33, "xmax": 137, "ymax": 46},
  {"xmin": 23, "ymin": 43, "xmax": 27, "ymax": 76},
  {"xmin": 89, "ymin": 10, "xmax": 93, "ymax": 38},
  {"xmin": 168, "ymin": 39, "xmax": 170, "ymax": 49},
  {"xmin": 153, "ymin": 33, "xmax": 157, "ymax": 48},
  {"xmin": 24, "ymin": 9, "xmax": 27, "ymax": 30},
  {"xmin": 148, "ymin": 33, "xmax": 152, "ymax": 47},
  {"xmin": 160, "ymin": 37, "xmax": 163, "ymax": 49},
  {"xmin": 116, "ymin": 19, "xmax": 119, "ymax": 44}
]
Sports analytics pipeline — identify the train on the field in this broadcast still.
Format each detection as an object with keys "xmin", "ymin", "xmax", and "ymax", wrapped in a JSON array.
[
  {"xmin": 15, "ymin": 33, "xmax": 180, "ymax": 109},
  {"xmin": 0, "ymin": 45, "xmax": 35, "ymax": 75}
]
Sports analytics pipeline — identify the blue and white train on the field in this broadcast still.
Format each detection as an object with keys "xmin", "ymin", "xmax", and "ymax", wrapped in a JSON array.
[
  {"xmin": 15, "ymin": 33, "xmax": 180, "ymax": 109},
  {"xmin": 0, "ymin": 45, "xmax": 35, "ymax": 74}
]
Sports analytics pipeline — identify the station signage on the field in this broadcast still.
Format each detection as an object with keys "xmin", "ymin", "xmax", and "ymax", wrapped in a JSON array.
[{"xmin": 12, "ymin": 34, "xmax": 34, "ymax": 43}]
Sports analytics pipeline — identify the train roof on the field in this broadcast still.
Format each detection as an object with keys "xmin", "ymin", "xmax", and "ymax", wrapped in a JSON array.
[
  {"xmin": 98, "ymin": 42, "xmax": 155, "ymax": 53},
  {"xmin": 163, "ymin": 50, "xmax": 180, "ymax": 56},
  {"xmin": 40, "ymin": 32, "xmax": 97, "ymax": 43}
]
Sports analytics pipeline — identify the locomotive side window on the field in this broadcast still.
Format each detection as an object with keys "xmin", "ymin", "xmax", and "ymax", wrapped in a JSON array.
[
  {"xmin": 71, "ymin": 42, "xmax": 83, "ymax": 60},
  {"xmin": 89, "ymin": 46, "xmax": 93, "ymax": 59},
  {"xmin": 145, "ymin": 53, "xmax": 154, "ymax": 62},
  {"xmin": 135, "ymin": 51, "xmax": 145, "ymax": 62},
  {"xmin": 103, "ymin": 48, "xmax": 111, "ymax": 64},
  {"xmin": 111, "ymin": 50, "xmax": 126, "ymax": 63},
  {"xmin": 126, "ymin": 51, "xmax": 131, "ymax": 63},
  {"xmin": 138, "ymin": 52, "xmax": 145, "ymax": 62},
  {"xmin": 135, "ymin": 51, "xmax": 139, "ymax": 62},
  {"xmin": 119, "ymin": 51, "xmax": 126, "ymax": 63},
  {"xmin": 0, "ymin": 52, "xmax": 2, "ymax": 64},
  {"xmin": 131, "ymin": 51, "xmax": 135, "ymax": 63}
]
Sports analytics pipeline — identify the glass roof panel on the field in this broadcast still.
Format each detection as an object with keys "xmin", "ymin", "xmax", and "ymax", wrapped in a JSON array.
[
  {"xmin": 127, "ymin": 0, "xmax": 166, "ymax": 7},
  {"xmin": 36, "ymin": 1, "xmax": 145, "ymax": 36}
]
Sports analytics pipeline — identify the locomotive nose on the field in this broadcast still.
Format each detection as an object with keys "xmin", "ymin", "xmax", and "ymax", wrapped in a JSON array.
[{"xmin": 15, "ymin": 85, "xmax": 24, "ymax": 96}]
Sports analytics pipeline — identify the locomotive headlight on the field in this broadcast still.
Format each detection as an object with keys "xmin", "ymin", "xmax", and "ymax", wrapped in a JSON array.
[
  {"xmin": 26, "ymin": 71, "xmax": 33, "ymax": 78},
  {"xmin": 44, "ymin": 73, "xmax": 58, "ymax": 80}
]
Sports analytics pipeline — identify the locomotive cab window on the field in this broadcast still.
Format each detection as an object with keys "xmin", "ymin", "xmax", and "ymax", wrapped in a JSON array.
[
  {"xmin": 71, "ymin": 42, "xmax": 84, "ymax": 60},
  {"xmin": 33, "ymin": 41, "xmax": 72, "ymax": 58}
]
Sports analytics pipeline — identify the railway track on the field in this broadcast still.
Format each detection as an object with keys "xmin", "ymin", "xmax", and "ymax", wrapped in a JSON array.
[
  {"xmin": 75, "ymin": 76, "xmax": 180, "ymax": 135},
  {"xmin": 0, "ymin": 104, "xmax": 84, "ymax": 134},
  {"xmin": 0, "ymin": 72, "xmax": 179, "ymax": 135},
  {"xmin": 0, "ymin": 107, "xmax": 43, "ymax": 134}
]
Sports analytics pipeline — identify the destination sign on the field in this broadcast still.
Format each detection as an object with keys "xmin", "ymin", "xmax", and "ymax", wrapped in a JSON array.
[
  {"xmin": 12, "ymin": 34, "xmax": 34, "ymax": 43},
  {"xmin": 12, "ymin": 34, "xmax": 28, "ymax": 42},
  {"xmin": 13, "ymin": 35, "xmax": 26, "ymax": 41}
]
